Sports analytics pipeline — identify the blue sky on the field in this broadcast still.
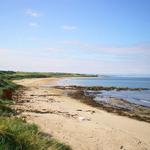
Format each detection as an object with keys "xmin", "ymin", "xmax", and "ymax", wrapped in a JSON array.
[{"xmin": 0, "ymin": 0, "xmax": 150, "ymax": 74}]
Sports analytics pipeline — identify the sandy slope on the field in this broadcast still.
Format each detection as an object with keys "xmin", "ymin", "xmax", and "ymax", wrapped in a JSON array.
[{"xmin": 14, "ymin": 78, "xmax": 150, "ymax": 150}]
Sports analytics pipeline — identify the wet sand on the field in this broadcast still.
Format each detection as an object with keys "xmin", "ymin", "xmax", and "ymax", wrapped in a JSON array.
[{"xmin": 13, "ymin": 78, "xmax": 150, "ymax": 150}]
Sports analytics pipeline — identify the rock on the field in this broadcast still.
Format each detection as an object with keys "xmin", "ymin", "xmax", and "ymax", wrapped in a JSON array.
[
  {"xmin": 78, "ymin": 116, "xmax": 91, "ymax": 121},
  {"xmin": 76, "ymin": 109, "xmax": 82, "ymax": 111}
]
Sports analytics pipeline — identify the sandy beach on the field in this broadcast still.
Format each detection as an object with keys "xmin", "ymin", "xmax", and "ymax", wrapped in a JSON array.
[{"xmin": 13, "ymin": 78, "xmax": 150, "ymax": 150}]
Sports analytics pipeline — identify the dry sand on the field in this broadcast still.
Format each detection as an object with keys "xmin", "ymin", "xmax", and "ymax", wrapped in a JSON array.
[{"xmin": 13, "ymin": 78, "xmax": 150, "ymax": 150}]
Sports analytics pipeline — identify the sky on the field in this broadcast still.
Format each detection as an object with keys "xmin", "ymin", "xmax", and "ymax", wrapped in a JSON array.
[{"xmin": 0, "ymin": 0, "xmax": 150, "ymax": 75}]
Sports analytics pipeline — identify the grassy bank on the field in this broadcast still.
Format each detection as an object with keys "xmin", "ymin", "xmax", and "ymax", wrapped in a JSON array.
[
  {"xmin": 0, "ymin": 71, "xmax": 97, "ymax": 80},
  {"xmin": 0, "ymin": 117, "xmax": 71, "ymax": 150},
  {"xmin": 0, "ymin": 71, "xmax": 72, "ymax": 150}
]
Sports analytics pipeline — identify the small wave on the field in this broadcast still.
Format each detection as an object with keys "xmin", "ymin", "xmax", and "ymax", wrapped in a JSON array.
[
  {"xmin": 133, "ymin": 97, "xmax": 141, "ymax": 101},
  {"xmin": 140, "ymin": 100, "xmax": 150, "ymax": 104}
]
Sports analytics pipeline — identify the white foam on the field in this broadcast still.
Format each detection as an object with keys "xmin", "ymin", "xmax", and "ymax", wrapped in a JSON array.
[{"xmin": 140, "ymin": 100, "xmax": 150, "ymax": 104}]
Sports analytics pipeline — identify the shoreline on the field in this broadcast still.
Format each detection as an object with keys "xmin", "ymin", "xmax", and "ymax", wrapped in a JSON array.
[
  {"xmin": 13, "ymin": 78, "xmax": 150, "ymax": 150},
  {"xmin": 54, "ymin": 85, "xmax": 150, "ymax": 108},
  {"xmin": 13, "ymin": 77, "xmax": 63, "ymax": 87},
  {"xmin": 66, "ymin": 88, "xmax": 150, "ymax": 123}
]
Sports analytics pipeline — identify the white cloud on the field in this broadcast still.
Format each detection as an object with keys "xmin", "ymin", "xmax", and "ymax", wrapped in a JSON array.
[
  {"xmin": 62, "ymin": 25, "xmax": 77, "ymax": 32},
  {"xmin": 26, "ymin": 9, "xmax": 41, "ymax": 17},
  {"xmin": 1, "ymin": 42, "xmax": 150, "ymax": 74},
  {"xmin": 62, "ymin": 40, "xmax": 150, "ymax": 55},
  {"xmin": 28, "ymin": 22, "xmax": 39, "ymax": 27}
]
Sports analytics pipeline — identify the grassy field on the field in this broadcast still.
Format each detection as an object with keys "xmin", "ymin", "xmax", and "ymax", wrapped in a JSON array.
[
  {"xmin": 0, "ymin": 71, "xmax": 75, "ymax": 150},
  {"xmin": 0, "ymin": 71, "xmax": 97, "ymax": 80}
]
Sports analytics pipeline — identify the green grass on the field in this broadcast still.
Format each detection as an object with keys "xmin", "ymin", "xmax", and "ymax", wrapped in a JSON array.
[
  {"xmin": 0, "ymin": 117, "xmax": 71, "ymax": 150},
  {"xmin": 0, "ymin": 104, "xmax": 14, "ymax": 116},
  {"xmin": 0, "ymin": 99, "xmax": 13, "ymax": 105},
  {"xmin": 0, "ymin": 71, "xmax": 72, "ymax": 150},
  {"xmin": 0, "ymin": 79, "xmax": 16, "ymax": 117},
  {"xmin": 0, "ymin": 71, "xmax": 97, "ymax": 80},
  {"xmin": 0, "ymin": 79, "xmax": 18, "ymax": 89}
]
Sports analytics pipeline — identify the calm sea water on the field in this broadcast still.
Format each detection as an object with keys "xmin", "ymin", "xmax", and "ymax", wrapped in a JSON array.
[{"xmin": 58, "ymin": 76, "xmax": 150, "ymax": 107}]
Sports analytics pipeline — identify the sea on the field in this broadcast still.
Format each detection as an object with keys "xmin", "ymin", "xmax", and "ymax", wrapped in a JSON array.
[{"xmin": 58, "ymin": 76, "xmax": 150, "ymax": 107}]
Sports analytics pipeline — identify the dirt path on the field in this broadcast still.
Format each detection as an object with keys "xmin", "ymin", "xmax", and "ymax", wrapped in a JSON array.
[{"xmin": 14, "ymin": 78, "xmax": 150, "ymax": 150}]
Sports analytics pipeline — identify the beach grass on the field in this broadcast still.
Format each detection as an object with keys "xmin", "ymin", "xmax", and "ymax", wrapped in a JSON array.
[
  {"xmin": 0, "ymin": 117, "xmax": 71, "ymax": 150},
  {"xmin": 0, "ymin": 103, "xmax": 14, "ymax": 116}
]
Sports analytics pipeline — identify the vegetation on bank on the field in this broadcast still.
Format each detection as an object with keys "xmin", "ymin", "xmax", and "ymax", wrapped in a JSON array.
[
  {"xmin": 0, "ymin": 71, "xmax": 97, "ymax": 80},
  {"xmin": 0, "ymin": 117, "xmax": 71, "ymax": 150},
  {"xmin": 0, "ymin": 71, "xmax": 72, "ymax": 150}
]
